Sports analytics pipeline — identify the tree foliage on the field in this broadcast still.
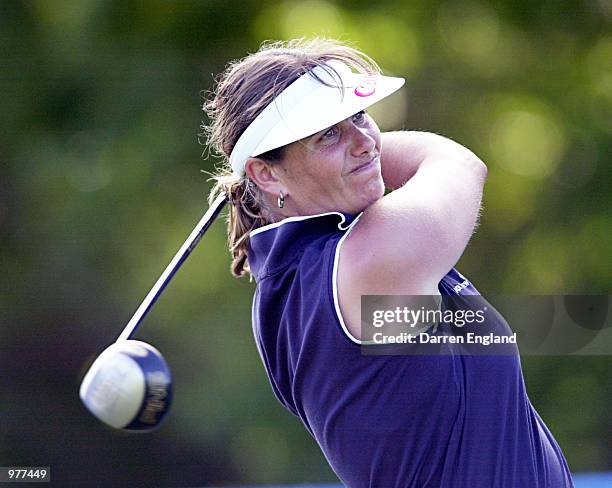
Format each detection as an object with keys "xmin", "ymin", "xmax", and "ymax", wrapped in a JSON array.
[{"xmin": 1, "ymin": 1, "xmax": 610, "ymax": 486}]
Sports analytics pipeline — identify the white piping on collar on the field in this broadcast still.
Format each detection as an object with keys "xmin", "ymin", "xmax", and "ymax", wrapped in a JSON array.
[{"xmin": 249, "ymin": 211, "xmax": 358, "ymax": 239}]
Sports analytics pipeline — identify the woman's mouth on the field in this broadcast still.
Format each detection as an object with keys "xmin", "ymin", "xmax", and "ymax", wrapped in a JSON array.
[{"xmin": 349, "ymin": 156, "xmax": 379, "ymax": 175}]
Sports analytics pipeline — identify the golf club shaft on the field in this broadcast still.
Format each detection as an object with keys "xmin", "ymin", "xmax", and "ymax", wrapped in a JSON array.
[{"xmin": 117, "ymin": 193, "xmax": 228, "ymax": 342}]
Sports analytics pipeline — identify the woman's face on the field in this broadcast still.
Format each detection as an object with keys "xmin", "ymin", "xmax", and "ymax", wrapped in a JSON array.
[{"xmin": 274, "ymin": 111, "xmax": 384, "ymax": 216}]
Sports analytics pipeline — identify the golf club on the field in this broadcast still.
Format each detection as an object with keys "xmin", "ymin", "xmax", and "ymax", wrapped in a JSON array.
[{"xmin": 79, "ymin": 193, "xmax": 227, "ymax": 431}]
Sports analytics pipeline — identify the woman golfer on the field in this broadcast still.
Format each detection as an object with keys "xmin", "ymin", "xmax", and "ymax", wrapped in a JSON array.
[{"xmin": 204, "ymin": 39, "xmax": 573, "ymax": 487}]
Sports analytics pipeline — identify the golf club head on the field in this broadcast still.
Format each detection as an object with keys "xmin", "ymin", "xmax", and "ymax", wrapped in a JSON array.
[{"xmin": 79, "ymin": 340, "xmax": 172, "ymax": 431}]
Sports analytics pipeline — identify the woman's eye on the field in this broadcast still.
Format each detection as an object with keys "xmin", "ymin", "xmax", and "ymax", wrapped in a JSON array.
[
  {"xmin": 352, "ymin": 110, "xmax": 366, "ymax": 124},
  {"xmin": 322, "ymin": 127, "xmax": 338, "ymax": 139}
]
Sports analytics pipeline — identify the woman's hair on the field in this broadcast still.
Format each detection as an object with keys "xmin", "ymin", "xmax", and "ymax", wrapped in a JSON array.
[{"xmin": 202, "ymin": 38, "xmax": 379, "ymax": 277}]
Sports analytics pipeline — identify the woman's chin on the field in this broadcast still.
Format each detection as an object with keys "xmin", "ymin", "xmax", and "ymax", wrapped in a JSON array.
[{"xmin": 352, "ymin": 179, "xmax": 385, "ymax": 213}]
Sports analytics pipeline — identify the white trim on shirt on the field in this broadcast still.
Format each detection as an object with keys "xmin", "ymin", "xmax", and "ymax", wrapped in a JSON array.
[
  {"xmin": 249, "ymin": 211, "xmax": 354, "ymax": 239},
  {"xmin": 331, "ymin": 213, "xmax": 367, "ymax": 345}
]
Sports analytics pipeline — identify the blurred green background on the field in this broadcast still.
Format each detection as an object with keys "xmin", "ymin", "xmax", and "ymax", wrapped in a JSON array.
[{"xmin": 1, "ymin": 0, "xmax": 610, "ymax": 486}]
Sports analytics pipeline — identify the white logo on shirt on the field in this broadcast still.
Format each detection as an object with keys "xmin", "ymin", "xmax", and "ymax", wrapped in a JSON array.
[{"xmin": 453, "ymin": 279, "xmax": 470, "ymax": 294}]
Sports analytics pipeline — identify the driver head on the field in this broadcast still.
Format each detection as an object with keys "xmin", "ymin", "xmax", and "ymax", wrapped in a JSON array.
[{"xmin": 79, "ymin": 340, "xmax": 172, "ymax": 431}]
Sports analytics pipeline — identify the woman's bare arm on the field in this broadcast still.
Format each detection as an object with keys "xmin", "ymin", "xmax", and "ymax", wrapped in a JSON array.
[
  {"xmin": 337, "ymin": 131, "xmax": 487, "ymax": 340},
  {"xmin": 380, "ymin": 131, "xmax": 484, "ymax": 189}
]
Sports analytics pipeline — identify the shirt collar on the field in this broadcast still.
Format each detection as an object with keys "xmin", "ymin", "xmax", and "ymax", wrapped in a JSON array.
[{"xmin": 248, "ymin": 212, "xmax": 358, "ymax": 280}]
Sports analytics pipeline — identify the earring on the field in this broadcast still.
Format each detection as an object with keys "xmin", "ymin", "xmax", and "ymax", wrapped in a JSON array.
[{"xmin": 277, "ymin": 192, "xmax": 285, "ymax": 209}]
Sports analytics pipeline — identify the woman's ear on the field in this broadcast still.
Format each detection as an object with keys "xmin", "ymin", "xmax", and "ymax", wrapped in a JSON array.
[{"xmin": 244, "ymin": 158, "xmax": 284, "ymax": 195}]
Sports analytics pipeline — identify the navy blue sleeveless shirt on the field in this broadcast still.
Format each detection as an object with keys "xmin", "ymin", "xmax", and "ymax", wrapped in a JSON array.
[{"xmin": 248, "ymin": 212, "xmax": 574, "ymax": 487}]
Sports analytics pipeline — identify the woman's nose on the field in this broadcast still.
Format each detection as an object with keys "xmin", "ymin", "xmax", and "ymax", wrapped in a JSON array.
[{"xmin": 348, "ymin": 124, "xmax": 376, "ymax": 157}]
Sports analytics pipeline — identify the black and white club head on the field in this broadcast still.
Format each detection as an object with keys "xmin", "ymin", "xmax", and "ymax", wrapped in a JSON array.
[{"xmin": 79, "ymin": 340, "xmax": 172, "ymax": 431}]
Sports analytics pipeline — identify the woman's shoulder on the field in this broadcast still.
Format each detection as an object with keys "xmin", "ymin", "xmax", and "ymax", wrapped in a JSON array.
[{"xmin": 249, "ymin": 213, "xmax": 349, "ymax": 280}]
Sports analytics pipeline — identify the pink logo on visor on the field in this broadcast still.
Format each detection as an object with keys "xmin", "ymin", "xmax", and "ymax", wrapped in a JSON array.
[{"xmin": 354, "ymin": 77, "xmax": 377, "ymax": 97}]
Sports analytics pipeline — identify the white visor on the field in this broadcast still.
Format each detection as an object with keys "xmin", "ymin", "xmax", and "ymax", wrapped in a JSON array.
[{"xmin": 228, "ymin": 61, "xmax": 405, "ymax": 175}]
